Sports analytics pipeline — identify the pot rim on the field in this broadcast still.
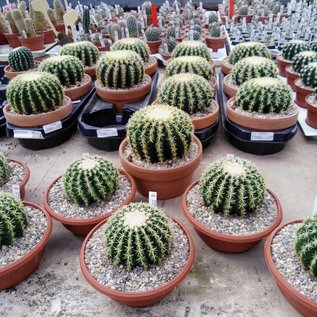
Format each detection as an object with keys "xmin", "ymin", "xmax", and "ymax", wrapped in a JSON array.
[
  {"xmin": 305, "ymin": 94, "xmax": 317, "ymax": 113},
  {"xmin": 7, "ymin": 158, "xmax": 30, "ymax": 189},
  {"xmin": 295, "ymin": 78, "xmax": 315, "ymax": 94}
]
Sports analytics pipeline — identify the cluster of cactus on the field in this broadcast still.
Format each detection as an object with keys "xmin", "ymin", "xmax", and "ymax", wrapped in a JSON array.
[
  {"xmin": 104, "ymin": 202, "xmax": 172, "ymax": 271},
  {"xmin": 236, "ymin": 77, "xmax": 292, "ymax": 114},
  {"xmin": 295, "ymin": 216, "xmax": 317, "ymax": 277},
  {"xmin": 53, "ymin": 0, "xmax": 65, "ymax": 22},
  {"xmin": 142, "ymin": 1, "xmax": 152, "ymax": 15},
  {"xmin": 238, "ymin": 5, "xmax": 249, "ymax": 15},
  {"xmin": 282, "ymin": 40, "xmax": 310, "ymax": 61},
  {"xmin": 61, "ymin": 41, "xmax": 99, "ymax": 67},
  {"xmin": 39, "ymin": 55, "xmax": 84, "ymax": 88},
  {"xmin": 209, "ymin": 22, "xmax": 222, "ymax": 38},
  {"xmin": 82, "ymin": 8, "xmax": 90, "ymax": 34},
  {"xmin": 166, "ymin": 56, "xmax": 213, "ymax": 81},
  {"xmin": 111, "ymin": 38, "xmax": 150, "ymax": 63},
  {"xmin": 292, "ymin": 51, "xmax": 317, "ymax": 73},
  {"xmin": 127, "ymin": 104, "xmax": 193, "ymax": 163},
  {"xmin": 162, "ymin": 37, "xmax": 177, "ymax": 54},
  {"xmin": 8, "ymin": 47, "xmax": 35, "ymax": 72},
  {"xmin": 0, "ymin": 192, "xmax": 28, "ymax": 248},
  {"xmin": 126, "ymin": 15, "xmax": 138, "ymax": 38},
  {"xmin": 232, "ymin": 56, "xmax": 278, "ymax": 86},
  {"xmin": 200, "ymin": 157, "xmax": 266, "ymax": 216},
  {"xmin": 97, "ymin": 50, "xmax": 144, "ymax": 89},
  {"xmin": 228, "ymin": 42, "xmax": 270, "ymax": 65},
  {"xmin": 300, "ymin": 62, "xmax": 317, "ymax": 88},
  {"xmin": 6, "ymin": 72, "xmax": 64, "ymax": 115},
  {"xmin": 172, "ymin": 41, "xmax": 211, "ymax": 62},
  {"xmin": 63, "ymin": 156, "xmax": 119, "ymax": 207},
  {"xmin": 145, "ymin": 25, "xmax": 160, "ymax": 42},
  {"xmin": 158, "ymin": 73, "xmax": 213, "ymax": 115},
  {"xmin": 208, "ymin": 12, "xmax": 219, "ymax": 24},
  {"xmin": 0, "ymin": 154, "xmax": 9, "ymax": 186}
]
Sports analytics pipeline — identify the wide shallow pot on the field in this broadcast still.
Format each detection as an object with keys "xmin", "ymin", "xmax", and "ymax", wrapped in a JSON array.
[
  {"xmin": 0, "ymin": 202, "xmax": 52, "ymax": 290},
  {"xmin": 264, "ymin": 220, "xmax": 317, "ymax": 317},
  {"xmin": 95, "ymin": 75, "xmax": 152, "ymax": 113},
  {"xmin": 147, "ymin": 40, "xmax": 162, "ymax": 54},
  {"xmin": 221, "ymin": 56, "xmax": 232, "ymax": 75},
  {"xmin": 223, "ymin": 74, "xmax": 238, "ymax": 98},
  {"xmin": 39, "ymin": 29, "xmax": 55, "ymax": 44},
  {"xmin": 84, "ymin": 65, "xmax": 96, "ymax": 80},
  {"xmin": 44, "ymin": 169, "xmax": 136, "ymax": 236},
  {"xmin": 145, "ymin": 57, "xmax": 158, "ymax": 76},
  {"xmin": 119, "ymin": 136, "xmax": 203, "ymax": 200},
  {"xmin": 4, "ymin": 33, "xmax": 20, "ymax": 48},
  {"xmin": 295, "ymin": 79, "xmax": 314, "ymax": 109},
  {"xmin": 285, "ymin": 66, "xmax": 299, "ymax": 90},
  {"xmin": 18, "ymin": 34, "xmax": 45, "ymax": 51},
  {"xmin": 80, "ymin": 215, "xmax": 195, "ymax": 307},
  {"xmin": 64, "ymin": 74, "xmax": 93, "ymax": 101},
  {"xmin": 192, "ymin": 100, "xmax": 219, "ymax": 130},
  {"xmin": 276, "ymin": 56, "xmax": 293, "ymax": 77},
  {"xmin": 226, "ymin": 97, "xmax": 299, "ymax": 131},
  {"xmin": 205, "ymin": 36, "xmax": 226, "ymax": 52},
  {"xmin": 183, "ymin": 183, "xmax": 283, "ymax": 253},
  {"xmin": 305, "ymin": 95, "xmax": 317, "ymax": 129},
  {"xmin": 4, "ymin": 64, "xmax": 38, "ymax": 80}
]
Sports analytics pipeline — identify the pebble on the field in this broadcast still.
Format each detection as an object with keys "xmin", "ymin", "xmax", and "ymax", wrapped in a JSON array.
[{"xmin": 0, "ymin": 161, "xmax": 24, "ymax": 193}]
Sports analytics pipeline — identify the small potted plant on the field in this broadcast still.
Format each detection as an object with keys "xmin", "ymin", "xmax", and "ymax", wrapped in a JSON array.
[
  {"xmin": 32, "ymin": 9, "xmax": 55, "ymax": 44},
  {"xmin": 159, "ymin": 37, "xmax": 177, "ymax": 61},
  {"xmin": 265, "ymin": 216, "xmax": 317, "ymax": 317},
  {"xmin": 145, "ymin": 25, "xmax": 162, "ymax": 54},
  {"xmin": 119, "ymin": 104, "xmax": 202, "ymax": 199},
  {"xmin": 235, "ymin": 5, "xmax": 253, "ymax": 23},
  {"xmin": 0, "ymin": 11, "xmax": 8, "ymax": 45},
  {"xmin": 18, "ymin": 17, "xmax": 45, "ymax": 51},
  {"xmin": 44, "ymin": 155, "xmax": 136, "ymax": 236},
  {"xmin": 80, "ymin": 202, "xmax": 195, "ymax": 307},
  {"xmin": 206, "ymin": 23, "xmax": 227, "ymax": 52},
  {"xmin": 182, "ymin": 156, "xmax": 283, "ymax": 253},
  {"xmin": 0, "ymin": 192, "xmax": 52, "ymax": 290},
  {"xmin": 142, "ymin": 1, "xmax": 153, "ymax": 26},
  {"xmin": 305, "ymin": 88, "xmax": 317, "ymax": 129},
  {"xmin": 52, "ymin": 0, "xmax": 66, "ymax": 33},
  {"xmin": 4, "ymin": 10, "xmax": 20, "ymax": 48}
]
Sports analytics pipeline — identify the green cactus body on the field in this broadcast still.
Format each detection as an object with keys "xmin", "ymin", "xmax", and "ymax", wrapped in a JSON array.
[
  {"xmin": 38, "ymin": 55, "xmax": 84, "ymax": 88},
  {"xmin": 272, "ymin": 3, "xmax": 281, "ymax": 15},
  {"xmin": 142, "ymin": 1, "xmax": 152, "ymax": 15},
  {"xmin": 97, "ymin": 50, "xmax": 144, "ymax": 89},
  {"xmin": 208, "ymin": 12, "xmax": 219, "ymax": 24},
  {"xmin": 292, "ymin": 51, "xmax": 317, "ymax": 73},
  {"xmin": 193, "ymin": 25, "xmax": 201, "ymax": 34},
  {"xmin": 63, "ymin": 156, "xmax": 119, "ymax": 206},
  {"xmin": 8, "ymin": 47, "xmax": 34, "ymax": 72},
  {"xmin": 104, "ymin": 202, "xmax": 172, "ymax": 271},
  {"xmin": 310, "ymin": 42, "xmax": 317, "ymax": 52},
  {"xmin": 126, "ymin": 15, "xmax": 138, "ymax": 38},
  {"xmin": 191, "ymin": 30, "xmax": 200, "ymax": 41},
  {"xmin": 209, "ymin": 23, "xmax": 221, "ymax": 38},
  {"xmin": 199, "ymin": 157, "xmax": 266, "ymax": 217},
  {"xmin": 0, "ymin": 192, "xmax": 28, "ymax": 248},
  {"xmin": 232, "ymin": 56, "xmax": 278, "ymax": 86},
  {"xmin": 282, "ymin": 40, "xmax": 310, "ymax": 61},
  {"xmin": 145, "ymin": 25, "xmax": 160, "ymax": 42},
  {"xmin": 60, "ymin": 41, "xmax": 99, "ymax": 67},
  {"xmin": 6, "ymin": 72, "xmax": 64, "ymax": 115},
  {"xmin": 83, "ymin": 8, "xmax": 90, "ymax": 34},
  {"xmin": 166, "ymin": 56, "xmax": 213, "ymax": 81},
  {"xmin": 166, "ymin": 25, "xmax": 176, "ymax": 38},
  {"xmin": 111, "ymin": 38, "xmax": 150, "ymax": 63},
  {"xmin": 238, "ymin": 5, "xmax": 249, "ymax": 15},
  {"xmin": 295, "ymin": 216, "xmax": 317, "ymax": 276},
  {"xmin": 110, "ymin": 23, "xmax": 123, "ymax": 40},
  {"xmin": 172, "ymin": 40, "xmax": 211, "ymax": 62},
  {"xmin": 236, "ymin": 77, "xmax": 292, "ymax": 114},
  {"xmin": 127, "ymin": 104, "xmax": 193, "ymax": 163},
  {"xmin": 228, "ymin": 42, "xmax": 270, "ymax": 65},
  {"xmin": 162, "ymin": 37, "xmax": 177, "ymax": 53},
  {"xmin": 300, "ymin": 62, "xmax": 317, "ymax": 88},
  {"xmin": 0, "ymin": 154, "xmax": 9, "ymax": 185},
  {"xmin": 158, "ymin": 73, "xmax": 213, "ymax": 114}
]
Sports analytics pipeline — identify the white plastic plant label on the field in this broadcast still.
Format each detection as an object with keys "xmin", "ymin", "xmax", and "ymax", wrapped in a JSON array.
[
  {"xmin": 226, "ymin": 153, "xmax": 235, "ymax": 160},
  {"xmin": 115, "ymin": 31, "xmax": 119, "ymax": 42},
  {"xmin": 313, "ymin": 196, "xmax": 317, "ymax": 215},
  {"xmin": 82, "ymin": 152, "xmax": 90, "ymax": 158},
  {"xmin": 164, "ymin": 43, "xmax": 169, "ymax": 54},
  {"xmin": 149, "ymin": 191, "xmax": 157, "ymax": 207},
  {"xmin": 13, "ymin": 130, "xmax": 43, "ymax": 139},
  {"xmin": 43, "ymin": 121, "xmax": 62, "ymax": 134},
  {"xmin": 12, "ymin": 184, "xmax": 20, "ymax": 200},
  {"xmin": 125, "ymin": 27, "xmax": 130, "ymax": 38},
  {"xmin": 250, "ymin": 132, "xmax": 274, "ymax": 141},
  {"xmin": 96, "ymin": 128, "xmax": 118, "ymax": 138}
]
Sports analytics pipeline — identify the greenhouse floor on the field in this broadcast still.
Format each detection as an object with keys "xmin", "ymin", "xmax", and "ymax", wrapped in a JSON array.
[{"xmin": 1, "ymin": 126, "xmax": 316, "ymax": 317}]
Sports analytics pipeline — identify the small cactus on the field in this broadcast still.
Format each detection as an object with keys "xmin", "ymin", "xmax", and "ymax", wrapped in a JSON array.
[
  {"xmin": 126, "ymin": 14, "xmax": 138, "ymax": 38},
  {"xmin": 200, "ymin": 157, "xmax": 265, "ymax": 216},
  {"xmin": 208, "ymin": 12, "xmax": 219, "ymax": 24},
  {"xmin": 83, "ymin": 7, "xmax": 90, "ymax": 34},
  {"xmin": 292, "ymin": 51, "xmax": 317, "ymax": 73},
  {"xmin": 209, "ymin": 22, "xmax": 221, "ymax": 38},
  {"xmin": 282, "ymin": 40, "xmax": 310, "ymax": 61},
  {"xmin": 53, "ymin": 0, "xmax": 65, "ymax": 22},
  {"xmin": 24, "ymin": 18, "xmax": 36, "ymax": 38},
  {"xmin": 19, "ymin": 1, "xmax": 27, "ymax": 18},
  {"xmin": 0, "ymin": 154, "xmax": 9, "ymax": 186},
  {"xmin": 145, "ymin": 25, "xmax": 160, "ymax": 42},
  {"xmin": 8, "ymin": 46, "xmax": 35, "ymax": 72},
  {"xmin": 142, "ymin": 1, "xmax": 152, "ymax": 15},
  {"xmin": 11, "ymin": 9, "xmax": 26, "ymax": 35},
  {"xmin": 63, "ymin": 156, "xmax": 119, "ymax": 206},
  {"xmin": 300, "ymin": 62, "xmax": 317, "ymax": 88},
  {"xmin": 238, "ymin": 5, "xmax": 249, "ymax": 15},
  {"xmin": 110, "ymin": 23, "xmax": 123, "ymax": 40},
  {"xmin": 190, "ymin": 30, "xmax": 201, "ymax": 41},
  {"xmin": 166, "ymin": 25, "xmax": 176, "ymax": 38},
  {"xmin": 104, "ymin": 202, "xmax": 172, "ymax": 271},
  {"xmin": 0, "ymin": 12, "xmax": 6, "ymax": 33},
  {"xmin": 161, "ymin": 37, "xmax": 177, "ymax": 53},
  {"xmin": 47, "ymin": 8, "xmax": 57, "ymax": 24},
  {"xmin": 33, "ymin": 11, "xmax": 47, "ymax": 32},
  {"xmin": 172, "ymin": 40, "xmax": 211, "ymax": 62},
  {"xmin": 127, "ymin": 104, "xmax": 193, "ymax": 163},
  {"xmin": 5, "ymin": 11, "xmax": 19, "ymax": 34}
]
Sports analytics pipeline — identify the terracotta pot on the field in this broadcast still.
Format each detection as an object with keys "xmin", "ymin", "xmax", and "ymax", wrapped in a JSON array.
[
  {"xmin": 226, "ymin": 97, "xmax": 299, "ymax": 131},
  {"xmin": 97, "ymin": 44, "xmax": 110, "ymax": 52},
  {"xmin": 147, "ymin": 40, "xmax": 162, "ymax": 54},
  {"xmin": 4, "ymin": 64, "xmax": 38, "ymax": 80},
  {"xmin": 84, "ymin": 65, "xmax": 96, "ymax": 80},
  {"xmin": 54, "ymin": 23, "xmax": 65, "ymax": 33},
  {"xmin": 160, "ymin": 50, "xmax": 171, "ymax": 61},
  {"xmin": 0, "ymin": 32, "xmax": 8, "ymax": 45},
  {"xmin": 145, "ymin": 57, "xmax": 158, "ymax": 76},
  {"xmin": 119, "ymin": 136, "xmax": 203, "ymax": 200},
  {"xmin": 18, "ymin": 34, "xmax": 45, "ymax": 51},
  {"xmin": 294, "ymin": 79, "xmax": 314, "ymax": 109},
  {"xmin": 223, "ymin": 74, "xmax": 238, "ymax": 98},
  {"xmin": 95, "ymin": 75, "xmax": 152, "ymax": 113},
  {"xmin": 257, "ymin": 16, "xmax": 269, "ymax": 23},
  {"xmin": 183, "ymin": 183, "xmax": 283, "ymax": 253},
  {"xmin": 39, "ymin": 29, "xmax": 55, "ymax": 44},
  {"xmin": 0, "ymin": 201, "xmax": 52, "ymax": 290},
  {"xmin": 264, "ymin": 220, "xmax": 317, "ymax": 317},
  {"xmin": 285, "ymin": 66, "xmax": 299, "ymax": 91},
  {"xmin": 4, "ymin": 96, "xmax": 73, "ymax": 128},
  {"xmin": 276, "ymin": 56, "xmax": 293, "ymax": 77},
  {"xmin": 221, "ymin": 56, "xmax": 232, "ymax": 75},
  {"xmin": 64, "ymin": 74, "xmax": 93, "ymax": 101},
  {"xmin": 80, "ymin": 215, "xmax": 195, "ymax": 307},
  {"xmin": 44, "ymin": 169, "xmax": 136, "ymax": 236},
  {"xmin": 192, "ymin": 100, "xmax": 219, "ymax": 130},
  {"xmin": 235, "ymin": 15, "xmax": 253, "ymax": 23},
  {"xmin": 305, "ymin": 95, "xmax": 317, "ymax": 129},
  {"xmin": 4, "ymin": 33, "xmax": 20, "ymax": 48},
  {"xmin": 205, "ymin": 36, "xmax": 226, "ymax": 52}
]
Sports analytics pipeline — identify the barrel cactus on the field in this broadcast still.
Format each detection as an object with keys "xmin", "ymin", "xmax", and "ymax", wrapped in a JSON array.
[
  {"xmin": 142, "ymin": 1, "xmax": 152, "ymax": 15},
  {"xmin": 63, "ymin": 156, "xmax": 119, "ymax": 206},
  {"xmin": 60, "ymin": 41, "xmax": 99, "ymax": 67},
  {"xmin": 232, "ymin": 56, "xmax": 278, "ymax": 86},
  {"xmin": 236, "ymin": 77, "xmax": 292, "ymax": 114},
  {"xmin": 208, "ymin": 12, "xmax": 219, "ymax": 24},
  {"xmin": 0, "ymin": 192, "xmax": 28, "ymax": 248},
  {"xmin": 127, "ymin": 104, "xmax": 193, "ymax": 163},
  {"xmin": 126, "ymin": 14, "xmax": 138, "ymax": 38},
  {"xmin": 209, "ymin": 23, "xmax": 221, "ymax": 38},
  {"xmin": 0, "ymin": 154, "xmax": 9, "ymax": 186},
  {"xmin": 8, "ymin": 47, "xmax": 34, "ymax": 72},
  {"xmin": 161, "ymin": 37, "xmax": 177, "ymax": 53},
  {"xmin": 166, "ymin": 25, "xmax": 176, "ymax": 38},
  {"xmin": 6, "ymin": 72, "xmax": 64, "ymax": 115},
  {"xmin": 238, "ymin": 5, "xmax": 249, "ymax": 15},
  {"xmin": 200, "ymin": 157, "xmax": 265, "ymax": 216},
  {"xmin": 145, "ymin": 25, "xmax": 160, "ymax": 42},
  {"xmin": 104, "ymin": 202, "xmax": 172, "ymax": 271},
  {"xmin": 292, "ymin": 51, "xmax": 317, "ymax": 73},
  {"xmin": 282, "ymin": 40, "xmax": 310, "ymax": 61},
  {"xmin": 300, "ymin": 62, "xmax": 317, "ymax": 88},
  {"xmin": 172, "ymin": 40, "xmax": 211, "ymax": 61}
]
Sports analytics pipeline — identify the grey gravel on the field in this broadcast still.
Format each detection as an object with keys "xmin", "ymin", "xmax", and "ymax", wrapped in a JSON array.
[
  {"xmin": 186, "ymin": 184, "xmax": 278, "ymax": 235},
  {"xmin": 0, "ymin": 205, "xmax": 47, "ymax": 268},
  {"xmin": 0, "ymin": 161, "xmax": 25, "ymax": 193},
  {"xmin": 48, "ymin": 174, "xmax": 132, "ymax": 219},
  {"xmin": 84, "ymin": 220, "xmax": 190, "ymax": 292},
  {"xmin": 145, "ymin": 56, "xmax": 157, "ymax": 69},
  {"xmin": 271, "ymin": 223, "xmax": 317, "ymax": 302},
  {"xmin": 307, "ymin": 95, "xmax": 317, "ymax": 108}
]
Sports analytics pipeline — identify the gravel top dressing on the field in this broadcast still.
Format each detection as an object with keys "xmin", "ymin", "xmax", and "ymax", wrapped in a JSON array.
[
  {"xmin": 186, "ymin": 184, "xmax": 278, "ymax": 235},
  {"xmin": 66, "ymin": 73, "xmax": 91, "ymax": 89},
  {"xmin": 48, "ymin": 174, "xmax": 132, "ymax": 219},
  {"xmin": 145, "ymin": 56, "xmax": 157, "ymax": 68},
  {"xmin": 84, "ymin": 220, "xmax": 190, "ymax": 292},
  {"xmin": 0, "ymin": 161, "xmax": 24, "ymax": 193},
  {"xmin": 0, "ymin": 205, "xmax": 47, "ymax": 268},
  {"xmin": 271, "ymin": 223, "xmax": 317, "ymax": 302},
  {"xmin": 307, "ymin": 95, "xmax": 317, "ymax": 108}
]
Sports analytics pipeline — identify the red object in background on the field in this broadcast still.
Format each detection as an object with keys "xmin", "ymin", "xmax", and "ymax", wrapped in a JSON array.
[
  {"xmin": 229, "ymin": 0, "xmax": 234, "ymax": 19},
  {"xmin": 152, "ymin": 3, "xmax": 158, "ymax": 26}
]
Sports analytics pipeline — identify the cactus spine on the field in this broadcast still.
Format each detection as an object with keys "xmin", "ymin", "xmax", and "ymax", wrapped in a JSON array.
[
  {"xmin": 8, "ymin": 46, "xmax": 35, "ymax": 72},
  {"xmin": 292, "ymin": 51, "xmax": 317, "ymax": 74},
  {"xmin": 0, "ymin": 154, "xmax": 9, "ymax": 186},
  {"xmin": 145, "ymin": 25, "xmax": 160, "ymax": 42},
  {"xmin": 300, "ymin": 62, "xmax": 317, "ymax": 88},
  {"xmin": 126, "ymin": 15, "xmax": 138, "ymax": 38},
  {"xmin": 282, "ymin": 40, "xmax": 310, "ymax": 61},
  {"xmin": 172, "ymin": 40, "xmax": 211, "ymax": 62}
]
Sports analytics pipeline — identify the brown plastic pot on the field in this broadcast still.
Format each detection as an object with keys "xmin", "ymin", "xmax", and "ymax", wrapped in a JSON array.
[
  {"xmin": 264, "ymin": 220, "xmax": 317, "ymax": 317},
  {"xmin": 4, "ymin": 33, "xmax": 20, "ymax": 48},
  {"xmin": 226, "ymin": 97, "xmax": 299, "ymax": 131},
  {"xmin": 38, "ymin": 29, "xmax": 55, "ymax": 44},
  {"xmin": 80, "ymin": 215, "xmax": 195, "ymax": 307},
  {"xmin": 205, "ymin": 36, "xmax": 226, "ymax": 52},
  {"xmin": 18, "ymin": 34, "xmax": 45, "ymax": 51},
  {"xmin": 183, "ymin": 182, "xmax": 283, "ymax": 253},
  {"xmin": 54, "ymin": 23, "xmax": 65, "ymax": 33},
  {"xmin": 43, "ymin": 169, "xmax": 136, "ymax": 236},
  {"xmin": 145, "ymin": 57, "xmax": 158, "ymax": 76},
  {"xmin": 294, "ymin": 79, "xmax": 314, "ymax": 109},
  {"xmin": 147, "ymin": 40, "xmax": 162, "ymax": 54},
  {"xmin": 0, "ymin": 201, "xmax": 52, "ymax": 290},
  {"xmin": 119, "ymin": 136, "xmax": 203, "ymax": 200},
  {"xmin": 64, "ymin": 74, "xmax": 93, "ymax": 101},
  {"xmin": 4, "ymin": 96, "xmax": 73, "ymax": 128},
  {"xmin": 95, "ymin": 75, "xmax": 152, "ymax": 113},
  {"xmin": 221, "ymin": 56, "xmax": 232, "ymax": 75},
  {"xmin": 305, "ymin": 95, "xmax": 317, "ymax": 129},
  {"xmin": 4, "ymin": 64, "xmax": 38, "ymax": 80},
  {"xmin": 285, "ymin": 66, "xmax": 299, "ymax": 91},
  {"xmin": 234, "ymin": 15, "xmax": 253, "ymax": 23},
  {"xmin": 192, "ymin": 100, "xmax": 219, "ymax": 130},
  {"xmin": 276, "ymin": 56, "xmax": 293, "ymax": 77},
  {"xmin": 84, "ymin": 65, "xmax": 96, "ymax": 80},
  {"xmin": 223, "ymin": 74, "xmax": 238, "ymax": 98}
]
